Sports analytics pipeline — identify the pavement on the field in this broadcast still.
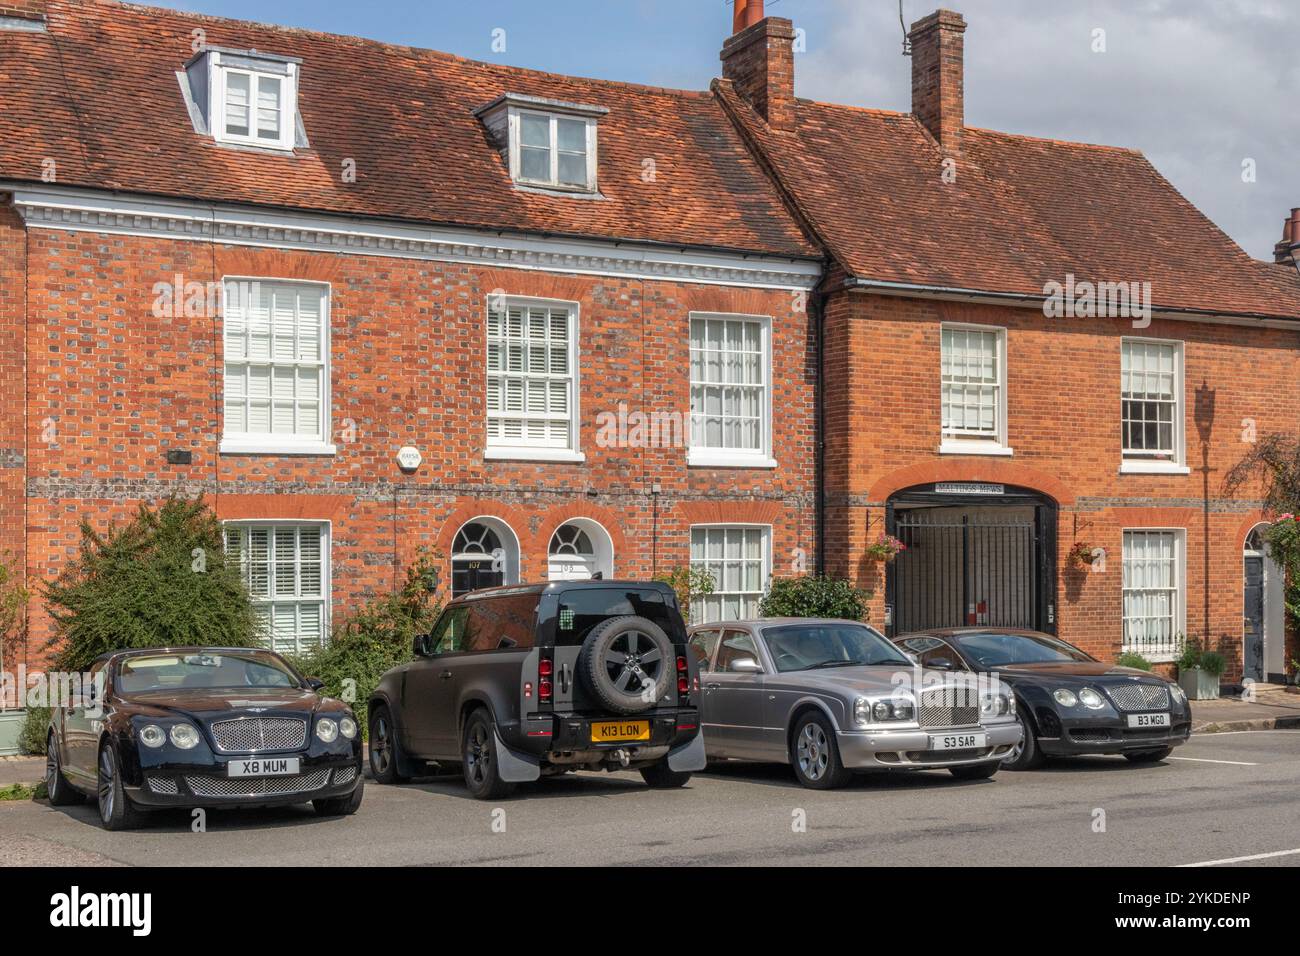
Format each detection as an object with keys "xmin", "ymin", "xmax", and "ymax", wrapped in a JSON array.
[
  {"xmin": 2, "ymin": 731, "xmax": 1299, "ymax": 866},
  {"xmin": 1191, "ymin": 686, "xmax": 1300, "ymax": 733}
]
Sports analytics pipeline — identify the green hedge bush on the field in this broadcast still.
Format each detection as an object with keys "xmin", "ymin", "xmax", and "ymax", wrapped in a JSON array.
[
  {"xmin": 758, "ymin": 575, "xmax": 871, "ymax": 621},
  {"xmin": 1115, "ymin": 652, "xmax": 1153, "ymax": 671},
  {"xmin": 44, "ymin": 496, "xmax": 261, "ymax": 672}
]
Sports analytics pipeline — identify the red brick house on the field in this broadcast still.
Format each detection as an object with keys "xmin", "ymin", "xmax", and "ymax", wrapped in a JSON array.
[
  {"xmin": 2, "ymin": 0, "xmax": 1298, "ymax": 684},
  {"xmin": 718, "ymin": 3, "xmax": 1300, "ymax": 680},
  {"xmin": 0, "ymin": 0, "xmax": 823, "ymax": 667}
]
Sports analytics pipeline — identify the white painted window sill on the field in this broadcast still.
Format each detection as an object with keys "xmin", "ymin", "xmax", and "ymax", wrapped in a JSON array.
[
  {"xmin": 686, "ymin": 450, "xmax": 778, "ymax": 469},
  {"xmin": 1119, "ymin": 461, "xmax": 1190, "ymax": 475},
  {"xmin": 484, "ymin": 447, "xmax": 586, "ymax": 463},
  {"xmin": 1122, "ymin": 651, "xmax": 1177, "ymax": 664},
  {"xmin": 938, "ymin": 442, "xmax": 1014, "ymax": 457},
  {"xmin": 219, "ymin": 439, "xmax": 337, "ymax": 456}
]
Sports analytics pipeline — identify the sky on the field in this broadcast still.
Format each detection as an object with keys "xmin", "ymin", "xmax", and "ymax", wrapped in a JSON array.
[{"xmin": 146, "ymin": 0, "xmax": 1299, "ymax": 261}]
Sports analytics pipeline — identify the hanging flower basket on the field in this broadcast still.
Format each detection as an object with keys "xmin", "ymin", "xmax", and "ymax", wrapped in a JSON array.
[
  {"xmin": 865, "ymin": 533, "xmax": 906, "ymax": 562},
  {"xmin": 1068, "ymin": 542, "xmax": 1097, "ymax": 570}
]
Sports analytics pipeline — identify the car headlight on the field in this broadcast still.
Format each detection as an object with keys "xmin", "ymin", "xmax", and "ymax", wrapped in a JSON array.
[
  {"xmin": 1078, "ymin": 687, "xmax": 1107, "ymax": 710},
  {"xmin": 855, "ymin": 696, "xmax": 914, "ymax": 724},
  {"xmin": 339, "ymin": 716, "xmax": 358, "ymax": 740},
  {"xmin": 139, "ymin": 724, "xmax": 166, "ymax": 748},
  {"xmin": 169, "ymin": 723, "xmax": 201, "ymax": 749},
  {"xmin": 854, "ymin": 697, "xmax": 869, "ymax": 724},
  {"xmin": 1004, "ymin": 693, "xmax": 1017, "ymax": 716},
  {"xmin": 1053, "ymin": 688, "xmax": 1079, "ymax": 707},
  {"xmin": 315, "ymin": 718, "xmax": 339, "ymax": 743},
  {"xmin": 1170, "ymin": 683, "xmax": 1186, "ymax": 705}
]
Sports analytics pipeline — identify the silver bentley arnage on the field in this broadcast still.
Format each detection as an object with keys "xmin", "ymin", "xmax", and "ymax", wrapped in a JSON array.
[{"xmin": 687, "ymin": 618, "xmax": 1023, "ymax": 789}]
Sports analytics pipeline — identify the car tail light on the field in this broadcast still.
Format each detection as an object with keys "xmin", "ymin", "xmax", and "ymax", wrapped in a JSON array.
[
  {"xmin": 524, "ymin": 682, "xmax": 533, "ymax": 699},
  {"xmin": 539, "ymin": 678, "xmax": 553, "ymax": 702},
  {"xmin": 677, "ymin": 676, "xmax": 689, "ymax": 694},
  {"xmin": 535, "ymin": 653, "xmax": 554, "ymax": 707},
  {"xmin": 676, "ymin": 656, "xmax": 687, "ymax": 673},
  {"xmin": 539, "ymin": 658, "xmax": 553, "ymax": 677}
]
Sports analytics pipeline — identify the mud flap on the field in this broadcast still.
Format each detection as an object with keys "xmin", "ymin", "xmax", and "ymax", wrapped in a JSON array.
[
  {"xmin": 666, "ymin": 731, "xmax": 707, "ymax": 772},
  {"xmin": 493, "ymin": 728, "xmax": 541, "ymax": 783}
]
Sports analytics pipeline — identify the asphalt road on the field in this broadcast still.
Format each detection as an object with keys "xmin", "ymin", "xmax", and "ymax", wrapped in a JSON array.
[{"xmin": 3, "ymin": 731, "xmax": 1299, "ymax": 867}]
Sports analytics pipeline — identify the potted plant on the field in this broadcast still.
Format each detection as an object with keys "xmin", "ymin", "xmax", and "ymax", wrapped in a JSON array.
[
  {"xmin": 1067, "ymin": 541, "xmax": 1097, "ymax": 570},
  {"xmin": 0, "ymin": 554, "xmax": 28, "ymax": 756},
  {"xmin": 865, "ymin": 533, "xmax": 906, "ymax": 562},
  {"xmin": 1176, "ymin": 638, "xmax": 1223, "ymax": 701}
]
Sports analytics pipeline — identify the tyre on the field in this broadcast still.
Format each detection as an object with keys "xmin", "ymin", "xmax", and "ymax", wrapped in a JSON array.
[
  {"xmin": 1124, "ymin": 747, "xmax": 1172, "ymax": 763},
  {"xmin": 578, "ymin": 615, "xmax": 674, "ymax": 715},
  {"xmin": 313, "ymin": 778, "xmax": 365, "ymax": 816},
  {"xmin": 45, "ymin": 733, "xmax": 82, "ymax": 807},
  {"xmin": 368, "ymin": 705, "xmax": 410, "ymax": 785},
  {"xmin": 96, "ymin": 743, "xmax": 144, "ymax": 831},
  {"xmin": 462, "ymin": 709, "xmax": 516, "ymax": 800},
  {"xmin": 790, "ymin": 712, "xmax": 852, "ymax": 790},
  {"xmin": 640, "ymin": 761, "xmax": 692, "ymax": 789},
  {"xmin": 949, "ymin": 761, "xmax": 999, "ymax": 781},
  {"xmin": 1002, "ymin": 710, "xmax": 1045, "ymax": 770}
]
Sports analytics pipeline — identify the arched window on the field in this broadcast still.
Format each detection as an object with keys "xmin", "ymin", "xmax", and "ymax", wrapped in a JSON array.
[
  {"xmin": 451, "ymin": 518, "xmax": 520, "ymax": 597},
  {"xmin": 546, "ymin": 519, "xmax": 614, "ymax": 581}
]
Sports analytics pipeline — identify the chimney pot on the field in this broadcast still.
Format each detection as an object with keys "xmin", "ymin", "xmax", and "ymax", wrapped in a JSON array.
[
  {"xmin": 909, "ymin": 9, "xmax": 967, "ymax": 154},
  {"xmin": 733, "ymin": 0, "xmax": 765, "ymax": 35}
]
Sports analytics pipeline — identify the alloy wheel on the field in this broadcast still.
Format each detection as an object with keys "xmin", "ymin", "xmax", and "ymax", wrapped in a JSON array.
[
  {"xmin": 601, "ymin": 629, "xmax": 664, "ymax": 693},
  {"xmin": 45, "ymin": 738, "xmax": 59, "ymax": 797},
  {"xmin": 797, "ymin": 722, "xmax": 829, "ymax": 781},
  {"xmin": 97, "ymin": 747, "xmax": 115, "ymax": 822},
  {"xmin": 370, "ymin": 714, "xmax": 391, "ymax": 776},
  {"xmin": 466, "ymin": 722, "xmax": 491, "ymax": 787}
]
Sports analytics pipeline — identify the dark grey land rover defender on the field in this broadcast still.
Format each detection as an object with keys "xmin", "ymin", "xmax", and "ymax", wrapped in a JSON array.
[{"xmin": 368, "ymin": 581, "xmax": 706, "ymax": 799}]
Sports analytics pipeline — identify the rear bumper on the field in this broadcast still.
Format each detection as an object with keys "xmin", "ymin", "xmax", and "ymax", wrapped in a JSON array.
[
  {"xmin": 836, "ymin": 721, "xmax": 1022, "ymax": 770},
  {"xmin": 497, "ymin": 710, "xmax": 702, "ymax": 778}
]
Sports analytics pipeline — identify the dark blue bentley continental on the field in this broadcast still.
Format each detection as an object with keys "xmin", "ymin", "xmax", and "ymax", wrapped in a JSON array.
[{"xmin": 45, "ymin": 647, "xmax": 364, "ymax": 829}]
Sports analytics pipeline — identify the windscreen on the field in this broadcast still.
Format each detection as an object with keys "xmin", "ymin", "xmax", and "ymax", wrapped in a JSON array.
[{"xmin": 117, "ymin": 652, "xmax": 300, "ymax": 693}]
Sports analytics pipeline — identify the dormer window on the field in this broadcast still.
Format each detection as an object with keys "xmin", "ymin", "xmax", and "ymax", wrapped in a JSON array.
[
  {"xmin": 476, "ymin": 93, "xmax": 606, "ymax": 195},
  {"xmin": 181, "ymin": 47, "xmax": 302, "ymax": 152}
]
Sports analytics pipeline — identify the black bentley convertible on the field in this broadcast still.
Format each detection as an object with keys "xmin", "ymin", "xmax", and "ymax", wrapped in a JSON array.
[
  {"xmin": 893, "ymin": 629, "xmax": 1192, "ymax": 769},
  {"xmin": 45, "ymin": 647, "xmax": 364, "ymax": 829}
]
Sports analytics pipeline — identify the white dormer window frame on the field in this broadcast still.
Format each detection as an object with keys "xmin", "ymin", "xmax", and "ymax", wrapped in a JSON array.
[
  {"xmin": 475, "ymin": 94, "xmax": 607, "ymax": 196},
  {"xmin": 204, "ymin": 50, "xmax": 299, "ymax": 152}
]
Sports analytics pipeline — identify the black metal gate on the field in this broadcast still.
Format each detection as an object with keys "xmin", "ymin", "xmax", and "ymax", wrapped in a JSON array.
[{"xmin": 886, "ymin": 492, "xmax": 1056, "ymax": 636}]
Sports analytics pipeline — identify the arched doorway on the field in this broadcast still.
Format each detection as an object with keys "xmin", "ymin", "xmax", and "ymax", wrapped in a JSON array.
[
  {"xmin": 547, "ymin": 519, "xmax": 615, "ymax": 581},
  {"xmin": 1243, "ymin": 524, "xmax": 1284, "ymax": 683},
  {"xmin": 885, "ymin": 482, "xmax": 1058, "ymax": 636},
  {"xmin": 450, "ymin": 518, "xmax": 520, "ymax": 598}
]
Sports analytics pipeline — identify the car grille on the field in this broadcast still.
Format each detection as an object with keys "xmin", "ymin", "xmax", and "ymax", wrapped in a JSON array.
[
  {"xmin": 185, "ymin": 768, "xmax": 331, "ymax": 798},
  {"xmin": 1106, "ymin": 683, "xmax": 1170, "ymax": 712},
  {"xmin": 333, "ymin": 766, "xmax": 357, "ymax": 786},
  {"xmin": 1069, "ymin": 729, "xmax": 1113, "ymax": 742},
  {"xmin": 210, "ymin": 717, "xmax": 308, "ymax": 753},
  {"xmin": 147, "ymin": 776, "xmax": 179, "ymax": 795},
  {"xmin": 917, "ymin": 688, "xmax": 980, "ymax": 729}
]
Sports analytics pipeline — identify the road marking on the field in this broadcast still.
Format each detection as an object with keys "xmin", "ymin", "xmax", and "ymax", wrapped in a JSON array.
[
  {"xmin": 1179, "ymin": 848, "xmax": 1300, "ymax": 868},
  {"xmin": 1169, "ymin": 756, "xmax": 1258, "ymax": 766}
]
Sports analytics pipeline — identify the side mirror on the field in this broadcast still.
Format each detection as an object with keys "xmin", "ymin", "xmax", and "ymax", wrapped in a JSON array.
[
  {"xmin": 305, "ymin": 677, "xmax": 325, "ymax": 691},
  {"xmin": 412, "ymin": 634, "xmax": 427, "ymax": 657},
  {"xmin": 731, "ymin": 657, "xmax": 763, "ymax": 674}
]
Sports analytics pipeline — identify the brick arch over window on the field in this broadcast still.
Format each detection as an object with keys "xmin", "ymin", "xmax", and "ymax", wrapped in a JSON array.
[
  {"xmin": 1235, "ymin": 512, "xmax": 1270, "ymax": 550},
  {"xmin": 436, "ymin": 500, "xmax": 537, "ymax": 561},
  {"xmin": 868, "ymin": 460, "xmax": 1076, "ymax": 506},
  {"xmin": 675, "ymin": 500, "xmax": 787, "ymax": 525},
  {"xmin": 213, "ymin": 248, "xmax": 345, "ymax": 286},
  {"xmin": 476, "ymin": 269, "xmax": 591, "ymax": 305},
  {"xmin": 215, "ymin": 494, "xmax": 351, "ymax": 522},
  {"xmin": 540, "ymin": 502, "xmax": 630, "ymax": 558}
]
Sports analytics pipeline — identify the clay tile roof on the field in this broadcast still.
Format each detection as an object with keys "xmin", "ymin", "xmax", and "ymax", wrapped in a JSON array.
[
  {"xmin": 714, "ymin": 83, "xmax": 1300, "ymax": 320},
  {"xmin": 0, "ymin": 0, "xmax": 817, "ymax": 259}
]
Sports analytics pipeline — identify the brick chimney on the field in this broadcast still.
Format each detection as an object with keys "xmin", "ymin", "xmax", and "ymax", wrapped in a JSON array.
[
  {"xmin": 1274, "ymin": 208, "xmax": 1300, "ymax": 268},
  {"xmin": 909, "ymin": 9, "xmax": 967, "ymax": 154},
  {"xmin": 720, "ymin": 0, "xmax": 796, "ymax": 131},
  {"xmin": 0, "ymin": 0, "xmax": 47, "ymax": 20}
]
